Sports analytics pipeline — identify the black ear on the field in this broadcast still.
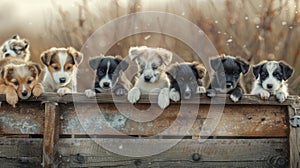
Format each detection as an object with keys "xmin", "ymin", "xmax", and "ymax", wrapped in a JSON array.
[
  {"xmin": 252, "ymin": 64, "xmax": 263, "ymax": 79},
  {"xmin": 236, "ymin": 58, "xmax": 250, "ymax": 74},
  {"xmin": 210, "ymin": 57, "xmax": 222, "ymax": 71},
  {"xmin": 12, "ymin": 35, "xmax": 20, "ymax": 40},
  {"xmin": 279, "ymin": 61, "xmax": 294, "ymax": 80},
  {"xmin": 89, "ymin": 56, "xmax": 103, "ymax": 70},
  {"xmin": 23, "ymin": 40, "xmax": 29, "ymax": 49}
]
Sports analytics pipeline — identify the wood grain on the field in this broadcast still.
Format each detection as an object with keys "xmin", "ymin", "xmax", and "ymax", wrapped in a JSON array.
[{"xmin": 289, "ymin": 105, "xmax": 300, "ymax": 168}]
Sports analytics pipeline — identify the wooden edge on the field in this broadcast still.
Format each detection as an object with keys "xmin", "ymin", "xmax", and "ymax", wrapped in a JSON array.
[
  {"xmin": 288, "ymin": 105, "xmax": 300, "ymax": 168},
  {"xmin": 0, "ymin": 93, "xmax": 297, "ymax": 105},
  {"xmin": 42, "ymin": 103, "xmax": 60, "ymax": 168}
]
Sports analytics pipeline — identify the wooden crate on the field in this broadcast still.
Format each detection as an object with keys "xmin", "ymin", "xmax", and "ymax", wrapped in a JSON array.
[{"xmin": 0, "ymin": 93, "xmax": 299, "ymax": 168}]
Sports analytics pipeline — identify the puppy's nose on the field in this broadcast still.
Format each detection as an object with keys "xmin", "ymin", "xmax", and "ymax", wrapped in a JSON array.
[
  {"xmin": 226, "ymin": 83, "xmax": 232, "ymax": 88},
  {"xmin": 59, "ymin": 77, "xmax": 66, "ymax": 83},
  {"xmin": 267, "ymin": 84, "xmax": 273, "ymax": 89},
  {"xmin": 144, "ymin": 75, "xmax": 151, "ymax": 82},
  {"xmin": 103, "ymin": 82, "xmax": 110, "ymax": 88},
  {"xmin": 183, "ymin": 91, "xmax": 192, "ymax": 99},
  {"xmin": 22, "ymin": 91, "xmax": 28, "ymax": 97},
  {"xmin": 4, "ymin": 53, "xmax": 10, "ymax": 57}
]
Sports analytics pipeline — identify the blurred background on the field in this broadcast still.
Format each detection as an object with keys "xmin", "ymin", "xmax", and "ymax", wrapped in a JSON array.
[{"xmin": 0, "ymin": 0, "xmax": 299, "ymax": 94}]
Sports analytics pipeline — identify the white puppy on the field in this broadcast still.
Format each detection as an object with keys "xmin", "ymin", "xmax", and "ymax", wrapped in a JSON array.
[
  {"xmin": 127, "ymin": 46, "xmax": 173, "ymax": 109},
  {"xmin": 251, "ymin": 61, "xmax": 294, "ymax": 103}
]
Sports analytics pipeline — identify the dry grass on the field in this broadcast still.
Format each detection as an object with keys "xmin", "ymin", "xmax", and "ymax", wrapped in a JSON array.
[{"xmin": 43, "ymin": 0, "xmax": 300, "ymax": 93}]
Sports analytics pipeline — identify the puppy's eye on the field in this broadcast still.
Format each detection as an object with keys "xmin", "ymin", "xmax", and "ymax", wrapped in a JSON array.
[
  {"xmin": 152, "ymin": 65, "xmax": 158, "ymax": 70},
  {"xmin": 53, "ymin": 66, "xmax": 59, "ymax": 70},
  {"xmin": 13, "ymin": 81, "xmax": 19, "ymax": 86},
  {"xmin": 27, "ymin": 80, "xmax": 32, "ymax": 85},
  {"xmin": 2, "ymin": 48, "xmax": 7, "ymax": 53},
  {"xmin": 66, "ymin": 66, "xmax": 72, "ymax": 71}
]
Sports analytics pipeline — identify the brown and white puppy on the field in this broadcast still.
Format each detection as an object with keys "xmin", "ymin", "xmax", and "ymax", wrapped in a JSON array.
[
  {"xmin": 40, "ymin": 47, "xmax": 83, "ymax": 96},
  {"xmin": 167, "ymin": 61, "xmax": 207, "ymax": 103},
  {"xmin": 0, "ymin": 35, "xmax": 30, "ymax": 61},
  {"xmin": 127, "ymin": 46, "xmax": 173, "ymax": 109},
  {"xmin": 0, "ymin": 57, "xmax": 43, "ymax": 107}
]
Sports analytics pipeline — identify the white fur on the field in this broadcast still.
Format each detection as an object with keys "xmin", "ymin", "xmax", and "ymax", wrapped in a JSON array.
[
  {"xmin": 169, "ymin": 88, "xmax": 180, "ymax": 102},
  {"xmin": 85, "ymin": 89, "xmax": 96, "ymax": 98},
  {"xmin": 99, "ymin": 60, "xmax": 112, "ymax": 88},
  {"xmin": 0, "ymin": 37, "xmax": 30, "ymax": 61},
  {"xmin": 128, "ymin": 87, "xmax": 141, "ymax": 103},
  {"xmin": 197, "ymin": 86, "xmax": 206, "ymax": 94},
  {"xmin": 230, "ymin": 94, "xmax": 239, "ymax": 102},
  {"xmin": 158, "ymin": 88, "xmax": 170, "ymax": 109}
]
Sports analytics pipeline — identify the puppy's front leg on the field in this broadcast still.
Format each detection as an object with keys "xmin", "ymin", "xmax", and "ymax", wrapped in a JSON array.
[
  {"xmin": 158, "ymin": 88, "xmax": 170, "ymax": 109},
  {"xmin": 127, "ymin": 87, "xmax": 141, "ymax": 103},
  {"xmin": 113, "ymin": 85, "xmax": 128, "ymax": 96},
  {"xmin": 32, "ymin": 83, "xmax": 43, "ymax": 97},
  {"xmin": 0, "ymin": 84, "xmax": 18, "ymax": 107},
  {"xmin": 169, "ymin": 88, "xmax": 180, "ymax": 102},
  {"xmin": 229, "ymin": 87, "xmax": 243, "ymax": 102},
  {"xmin": 85, "ymin": 89, "xmax": 96, "ymax": 98},
  {"xmin": 206, "ymin": 88, "xmax": 217, "ymax": 98},
  {"xmin": 57, "ymin": 87, "xmax": 72, "ymax": 96}
]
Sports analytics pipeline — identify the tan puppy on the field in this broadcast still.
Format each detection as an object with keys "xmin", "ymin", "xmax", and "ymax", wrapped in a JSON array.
[
  {"xmin": 0, "ymin": 57, "xmax": 43, "ymax": 107},
  {"xmin": 127, "ymin": 46, "xmax": 173, "ymax": 109},
  {"xmin": 40, "ymin": 47, "xmax": 83, "ymax": 96}
]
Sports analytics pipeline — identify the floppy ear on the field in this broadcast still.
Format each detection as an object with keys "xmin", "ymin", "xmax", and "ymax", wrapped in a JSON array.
[
  {"xmin": 279, "ymin": 61, "xmax": 294, "ymax": 80},
  {"xmin": 28, "ymin": 63, "xmax": 42, "ymax": 78},
  {"xmin": 252, "ymin": 63, "xmax": 263, "ymax": 79},
  {"xmin": 3, "ymin": 65, "xmax": 14, "ymax": 82},
  {"xmin": 89, "ymin": 56, "xmax": 103, "ymax": 70},
  {"xmin": 157, "ymin": 48, "xmax": 172, "ymax": 65},
  {"xmin": 166, "ymin": 63, "xmax": 178, "ymax": 79},
  {"xmin": 12, "ymin": 34, "xmax": 20, "ymax": 40},
  {"xmin": 236, "ymin": 57, "xmax": 250, "ymax": 74},
  {"xmin": 128, "ymin": 46, "xmax": 146, "ymax": 61},
  {"xmin": 210, "ymin": 57, "xmax": 222, "ymax": 71},
  {"xmin": 23, "ymin": 39, "xmax": 29, "ymax": 49},
  {"xmin": 115, "ymin": 56, "xmax": 129, "ymax": 71},
  {"xmin": 40, "ymin": 48, "xmax": 57, "ymax": 66},
  {"xmin": 191, "ymin": 61, "xmax": 206, "ymax": 79},
  {"xmin": 67, "ymin": 47, "xmax": 83, "ymax": 65}
]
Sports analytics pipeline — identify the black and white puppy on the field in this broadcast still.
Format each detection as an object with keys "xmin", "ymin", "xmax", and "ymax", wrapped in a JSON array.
[
  {"xmin": 206, "ymin": 55, "xmax": 250, "ymax": 102},
  {"xmin": 167, "ymin": 62, "xmax": 206, "ymax": 103},
  {"xmin": 251, "ymin": 61, "xmax": 294, "ymax": 103},
  {"xmin": 0, "ymin": 35, "xmax": 30, "ymax": 61},
  {"xmin": 85, "ymin": 55, "xmax": 132, "ymax": 97}
]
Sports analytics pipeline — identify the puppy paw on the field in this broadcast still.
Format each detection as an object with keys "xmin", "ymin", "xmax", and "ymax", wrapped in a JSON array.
[
  {"xmin": 158, "ymin": 88, "xmax": 170, "ymax": 109},
  {"xmin": 169, "ymin": 88, "xmax": 180, "ymax": 102},
  {"xmin": 276, "ymin": 91, "xmax": 287, "ymax": 103},
  {"xmin": 32, "ymin": 83, "xmax": 43, "ymax": 97},
  {"xmin": 206, "ymin": 89, "xmax": 216, "ymax": 98},
  {"xmin": 230, "ymin": 94, "xmax": 240, "ymax": 102},
  {"xmin": 85, "ymin": 89, "xmax": 96, "ymax": 98},
  {"xmin": 127, "ymin": 87, "xmax": 141, "ymax": 103},
  {"xmin": 260, "ymin": 90, "xmax": 270, "ymax": 100},
  {"xmin": 197, "ymin": 86, "xmax": 206, "ymax": 94},
  {"xmin": 114, "ymin": 88, "xmax": 127, "ymax": 96},
  {"xmin": 6, "ymin": 93, "xmax": 18, "ymax": 107},
  {"xmin": 57, "ymin": 87, "xmax": 72, "ymax": 96}
]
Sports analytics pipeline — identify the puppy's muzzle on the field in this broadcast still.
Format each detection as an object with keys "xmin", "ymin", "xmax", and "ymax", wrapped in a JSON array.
[
  {"xmin": 103, "ymin": 82, "xmax": 110, "ymax": 88},
  {"xmin": 144, "ymin": 75, "xmax": 152, "ymax": 82},
  {"xmin": 4, "ymin": 53, "xmax": 10, "ymax": 57},
  {"xmin": 183, "ymin": 91, "xmax": 192, "ymax": 99},
  {"xmin": 22, "ymin": 90, "xmax": 28, "ymax": 97},
  {"xmin": 59, "ymin": 77, "xmax": 66, "ymax": 84},
  {"xmin": 267, "ymin": 84, "xmax": 273, "ymax": 89},
  {"xmin": 226, "ymin": 82, "xmax": 233, "ymax": 89}
]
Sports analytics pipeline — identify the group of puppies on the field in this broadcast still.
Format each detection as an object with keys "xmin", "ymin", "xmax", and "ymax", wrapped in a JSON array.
[{"xmin": 0, "ymin": 35, "xmax": 294, "ymax": 108}]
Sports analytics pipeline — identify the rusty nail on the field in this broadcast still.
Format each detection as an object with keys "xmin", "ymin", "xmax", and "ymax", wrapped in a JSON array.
[
  {"xmin": 192, "ymin": 153, "xmax": 201, "ymax": 161},
  {"xmin": 76, "ymin": 153, "xmax": 85, "ymax": 164}
]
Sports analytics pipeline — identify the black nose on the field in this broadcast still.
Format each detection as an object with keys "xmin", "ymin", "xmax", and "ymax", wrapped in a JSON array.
[
  {"xmin": 59, "ymin": 77, "xmax": 66, "ymax": 83},
  {"xmin": 103, "ymin": 82, "xmax": 110, "ymax": 88},
  {"xmin": 144, "ymin": 76, "xmax": 151, "ymax": 82},
  {"xmin": 226, "ymin": 83, "xmax": 232, "ymax": 88},
  {"xmin": 267, "ymin": 84, "xmax": 273, "ymax": 89},
  {"xmin": 184, "ymin": 91, "xmax": 192, "ymax": 99},
  {"xmin": 22, "ymin": 91, "xmax": 28, "ymax": 97},
  {"xmin": 4, "ymin": 53, "xmax": 10, "ymax": 57}
]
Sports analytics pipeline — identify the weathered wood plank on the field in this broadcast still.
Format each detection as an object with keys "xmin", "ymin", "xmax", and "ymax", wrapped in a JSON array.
[
  {"xmin": 57, "ymin": 138, "xmax": 289, "ymax": 168},
  {"xmin": 60, "ymin": 103, "xmax": 288, "ymax": 137},
  {"xmin": 289, "ymin": 105, "xmax": 300, "ymax": 168},
  {"xmin": 0, "ymin": 93, "xmax": 296, "ymax": 105},
  {"xmin": 0, "ymin": 138, "xmax": 42, "ymax": 168},
  {"xmin": 42, "ymin": 103, "xmax": 60, "ymax": 168}
]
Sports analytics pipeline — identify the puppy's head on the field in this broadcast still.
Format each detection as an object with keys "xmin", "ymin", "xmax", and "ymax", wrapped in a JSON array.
[
  {"xmin": 40, "ymin": 47, "xmax": 83, "ymax": 86},
  {"xmin": 2, "ymin": 62, "xmax": 41, "ymax": 100},
  {"xmin": 129, "ymin": 46, "xmax": 172, "ymax": 83},
  {"xmin": 1, "ymin": 35, "xmax": 30, "ymax": 60},
  {"xmin": 167, "ymin": 61, "xmax": 206, "ymax": 99},
  {"xmin": 89, "ymin": 55, "xmax": 128, "ymax": 90},
  {"xmin": 210, "ymin": 55, "xmax": 249, "ymax": 91},
  {"xmin": 253, "ymin": 61, "xmax": 294, "ymax": 92}
]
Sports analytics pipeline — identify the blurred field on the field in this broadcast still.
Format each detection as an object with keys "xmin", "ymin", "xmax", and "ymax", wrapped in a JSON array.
[{"xmin": 0, "ymin": 0, "xmax": 299, "ymax": 94}]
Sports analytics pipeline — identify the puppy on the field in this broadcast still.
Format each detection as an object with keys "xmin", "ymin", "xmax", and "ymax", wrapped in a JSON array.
[
  {"xmin": 167, "ymin": 62, "xmax": 206, "ymax": 103},
  {"xmin": 0, "ymin": 35, "xmax": 30, "ymax": 61},
  {"xmin": 0, "ymin": 57, "xmax": 43, "ymax": 107},
  {"xmin": 40, "ymin": 47, "xmax": 83, "ymax": 96},
  {"xmin": 85, "ymin": 55, "xmax": 132, "ymax": 97},
  {"xmin": 206, "ymin": 55, "xmax": 250, "ymax": 102},
  {"xmin": 251, "ymin": 61, "xmax": 294, "ymax": 103},
  {"xmin": 127, "ymin": 46, "xmax": 173, "ymax": 109}
]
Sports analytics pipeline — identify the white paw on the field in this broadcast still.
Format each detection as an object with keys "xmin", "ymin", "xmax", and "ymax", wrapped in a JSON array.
[
  {"xmin": 127, "ymin": 87, "xmax": 141, "ymax": 103},
  {"xmin": 260, "ymin": 90, "xmax": 270, "ymax": 100},
  {"xmin": 230, "ymin": 94, "xmax": 239, "ymax": 102},
  {"xmin": 85, "ymin": 89, "xmax": 96, "ymax": 98},
  {"xmin": 206, "ymin": 89, "xmax": 216, "ymax": 97},
  {"xmin": 276, "ymin": 92, "xmax": 287, "ymax": 103},
  {"xmin": 57, "ymin": 87, "xmax": 72, "ymax": 96},
  {"xmin": 169, "ymin": 88, "xmax": 180, "ymax": 102},
  {"xmin": 158, "ymin": 88, "xmax": 170, "ymax": 109},
  {"xmin": 114, "ymin": 88, "xmax": 127, "ymax": 96},
  {"xmin": 197, "ymin": 86, "xmax": 206, "ymax": 94}
]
